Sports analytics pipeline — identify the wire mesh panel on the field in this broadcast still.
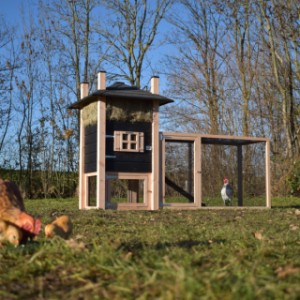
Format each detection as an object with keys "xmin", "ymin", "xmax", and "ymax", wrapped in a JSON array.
[
  {"xmin": 87, "ymin": 175, "xmax": 97, "ymax": 207},
  {"xmin": 164, "ymin": 141, "xmax": 195, "ymax": 204},
  {"xmin": 201, "ymin": 142, "xmax": 266, "ymax": 207}
]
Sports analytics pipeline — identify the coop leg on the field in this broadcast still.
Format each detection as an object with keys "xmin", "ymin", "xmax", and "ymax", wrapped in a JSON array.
[{"xmin": 237, "ymin": 145, "xmax": 243, "ymax": 206}]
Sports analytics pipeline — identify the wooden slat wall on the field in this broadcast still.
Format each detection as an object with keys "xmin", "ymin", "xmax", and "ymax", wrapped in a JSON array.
[{"xmin": 106, "ymin": 121, "xmax": 152, "ymax": 173}]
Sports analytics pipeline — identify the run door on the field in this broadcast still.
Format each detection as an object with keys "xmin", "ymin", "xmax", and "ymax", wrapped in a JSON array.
[{"xmin": 161, "ymin": 133, "xmax": 201, "ymax": 208}]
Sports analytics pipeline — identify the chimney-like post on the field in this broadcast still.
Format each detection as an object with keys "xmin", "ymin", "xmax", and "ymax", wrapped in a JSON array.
[
  {"xmin": 80, "ymin": 82, "xmax": 89, "ymax": 99},
  {"xmin": 97, "ymin": 70, "xmax": 106, "ymax": 90},
  {"xmin": 151, "ymin": 76, "xmax": 159, "ymax": 94}
]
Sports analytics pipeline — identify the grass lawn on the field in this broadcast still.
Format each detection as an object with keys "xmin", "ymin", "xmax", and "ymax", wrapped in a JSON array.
[{"xmin": 0, "ymin": 197, "xmax": 300, "ymax": 299}]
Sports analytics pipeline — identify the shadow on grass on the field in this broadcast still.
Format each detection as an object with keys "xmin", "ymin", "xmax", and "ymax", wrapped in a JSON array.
[
  {"xmin": 0, "ymin": 240, "xmax": 43, "ymax": 256},
  {"xmin": 271, "ymin": 205, "xmax": 300, "ymax": 209},
  {"xmin": 118, "ymin": 239, "xmax": 226, "ymax": 253}
]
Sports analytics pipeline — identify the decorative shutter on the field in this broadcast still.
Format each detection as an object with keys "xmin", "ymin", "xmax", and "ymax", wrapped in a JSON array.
[{"xmin": 114, "ymin": 131, "xmax": 121, "ymax": 151}]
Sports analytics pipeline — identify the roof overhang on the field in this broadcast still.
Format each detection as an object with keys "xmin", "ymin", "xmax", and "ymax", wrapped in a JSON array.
[
  {"xmin": 162, "ymin": 132, "xmax": 269, "ymax": 146},
  {"xmin": 68, "ymin": 88, "xmax": 174, "ymax": 110}
]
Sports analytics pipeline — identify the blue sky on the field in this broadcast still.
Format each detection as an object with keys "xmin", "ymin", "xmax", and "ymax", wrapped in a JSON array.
[
  {"xmin": 0, "ymin": 0, "xmax": 178, "ymax": 99},
  {"xmin": 1, "ymin": 0, "xmax": 35, "ymax": 24}
]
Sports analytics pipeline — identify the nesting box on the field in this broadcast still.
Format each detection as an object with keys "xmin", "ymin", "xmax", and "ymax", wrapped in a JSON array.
[{"xmin": 69, "ymin": 72, "xmax": 173, "ymax": 209}]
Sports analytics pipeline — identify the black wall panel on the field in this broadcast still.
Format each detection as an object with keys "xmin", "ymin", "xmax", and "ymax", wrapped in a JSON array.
[{"xmin": 106, "ymin": 120, "xmax": 152, "ymax": 172}]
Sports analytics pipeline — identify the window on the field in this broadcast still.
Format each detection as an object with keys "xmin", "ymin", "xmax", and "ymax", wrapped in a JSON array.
[
  {"xmin": 114, "ymin": 131, "xmax": 144, "ymax": 152},
  {"xmin": 108, "ymin": 179, "xmax": 145, "ymax": 204}
]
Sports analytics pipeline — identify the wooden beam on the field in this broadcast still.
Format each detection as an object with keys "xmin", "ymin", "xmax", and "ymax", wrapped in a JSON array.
[{"xmin": 165, "ymin": 176, "xmax": 194, "ymax": 203}]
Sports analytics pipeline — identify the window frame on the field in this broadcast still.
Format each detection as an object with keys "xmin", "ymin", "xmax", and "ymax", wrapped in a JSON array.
[{"xmin": 114, "ymin": 131, "xmax": 144, "ymax": 152}]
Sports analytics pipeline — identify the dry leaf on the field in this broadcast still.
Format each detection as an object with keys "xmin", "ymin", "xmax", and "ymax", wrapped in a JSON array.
[
  {"xmin": 275, "ymin": 265, "xmax": 300, "ymax": 279},
  {"xmin": 123, "ymin": 251, "xmax": 133, "ymax": 260},
  {"xmin": 65, "ymin": 239, "xmax": 87, "ymax": 251},
  {"xmin": 295, "ymin": 209, "xmax": 300, "ymax": 216},
  {"xmin": 254, "ymin": 231, "xmax": 264, "ymax": 240},
  {"xmin": 289, "ymin": 224, "xmax": 299, "ymax": 231}
]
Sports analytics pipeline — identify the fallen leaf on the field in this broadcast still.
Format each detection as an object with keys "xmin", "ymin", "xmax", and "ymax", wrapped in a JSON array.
[
  {"xmin": 275, "ymin": 265, "xmax": 300, "ymax": 279},
  {"xmin": 289, "ymin": 224, "xmax": 299, "ymax": 231},
  {"xmin": 123, "ymin": 251, "xmax": 133, "ymax": 260},
  {"xmin": 65, "ymin": 239, "xmax": 87, "ymax": 251},
  {"xmin": 74, "ymin": 234, "xmax": 84, "ymax": 240},
  {"xmin": 295, "ymin": 209, "xmax": 300, "ymax": 216},
  {"xmin": 254, "ymin": 231, "xmax": 264, "ymax": 240}
]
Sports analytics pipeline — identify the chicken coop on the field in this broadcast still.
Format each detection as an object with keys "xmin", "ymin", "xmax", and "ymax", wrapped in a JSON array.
[{"xmin": 69, "ymin": 71, "xmax": 271, "ymax": 210}]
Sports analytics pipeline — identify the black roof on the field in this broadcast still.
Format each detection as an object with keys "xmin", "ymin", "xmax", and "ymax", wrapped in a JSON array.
[{"xmin": 69, "ymin": 82, "xmax": 174, "ymax": 109}]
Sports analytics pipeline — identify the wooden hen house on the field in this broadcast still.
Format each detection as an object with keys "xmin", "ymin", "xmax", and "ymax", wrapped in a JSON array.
[
  {"xmin": 69, "ymin": 71, "xmax": 271, "ymax": 210},
  {"xmin": 69, "ymin": 71, "xmax": 173, "ymax": 210}
]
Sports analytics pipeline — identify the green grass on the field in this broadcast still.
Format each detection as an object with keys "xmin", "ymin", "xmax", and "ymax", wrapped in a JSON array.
[
  {"xmin": 1, "ymin": 197, "xmax": 300, "ymax": 299},
  {"xmin": 165, "ymin": 196, "xmax": 267, "ymax": 206}
]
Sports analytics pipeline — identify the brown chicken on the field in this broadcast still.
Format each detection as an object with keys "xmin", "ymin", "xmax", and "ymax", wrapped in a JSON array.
[
  {"xmin": 45, "ymin": 215, "xmax": 73, "ymax": 239},
  {"xmin": 0, "ymin": 179, "xmax": 41, "ymax": 238},
  {"xmin": 0, "ymin": 220, "xmax": 23, "ymax": 246}
]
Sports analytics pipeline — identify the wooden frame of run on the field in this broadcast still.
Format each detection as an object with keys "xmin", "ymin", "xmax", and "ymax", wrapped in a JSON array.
[
  {"xmin": 161, "ymin": 133, "xmax": 201, "ymax": 209},
  {"xmin": 161, "ymin": 132, "xmax": 271, "ymax": 209}
]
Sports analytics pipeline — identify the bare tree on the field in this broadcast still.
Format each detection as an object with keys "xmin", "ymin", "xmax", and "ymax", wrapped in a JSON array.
[
  {"xmin": 39, "ymin": 0, "xmax": 101, "ymax": 100},
  {"xmin": 165, "ymin": 0, "xmax": 226, "ymax": 135},
  {"xmin": 258, "ymin": 0, "xmax": 299, "ymax": 158},
  {"xmin": 101, "ymin": 0, "xmax": 173, "ymax": 88},
  {"xmin": 0, "ymin": 17, "xmax": 16, "ymax": 154},
  {"xmin": 15, "ymin": 15, "xmax": 41, "ymax": 198},
  {"xmin": 221, "ymin": 0, "xmax": 259, "ymax": 137},
  {"xmin": 34, "ymin": 0, "xmax": 104, "ymax": 196}
]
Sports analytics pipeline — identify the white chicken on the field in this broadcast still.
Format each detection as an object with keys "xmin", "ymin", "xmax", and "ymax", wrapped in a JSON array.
[{"xmin": 221, "ymin": 177, "xmax": 233, "ymax": 206}]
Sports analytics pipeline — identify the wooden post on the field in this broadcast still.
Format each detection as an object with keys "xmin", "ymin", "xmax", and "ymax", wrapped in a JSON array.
[
  {"xmin": 265, "ymin": 140, "xmax": 271, "ymax": 208},
  {"xmin": 160, "ymin": 133, "xmax": 166, "ymax": 207},
  {"xmin": 97, "ymin": 71, "xmax": 106, "ymax": 90},
  {"xmin": 79, "ymin": 109, "xmax": 85, "ymax": 209},
  {"xmin": 187, "ymin": 142, "xmax": 193, "ymax": 197},
  {"xmin": 96, "ymin": 71, "xmax": 106, "ymax": 209},
  {"xmin": 150, "ymin": 76, "xmax": 159, "ymax": 94},
  {"xmin": 79, "ymin": 83, "xmax": 88, "ymax": 209},
  {"xmin": 97, "ymin": 98, "xmax": 106, "ymax": 209},
  {"xmin": 150, "ymin": 76, "xmax": 160, "ymax": 210},
  {"xmin": 80, "ymin": 82, "xmax": 88, "ymax": 99},
  {"xmin": 151, "ymin": 100, "xmax": 160, "ymax": 210},
  {"xmin": 195, "ymin": 136, "xmax": 201, "ymax": 207},
  {"xmin": 237, "ymin": 145, "xmax": 243, "ymax": 206}
]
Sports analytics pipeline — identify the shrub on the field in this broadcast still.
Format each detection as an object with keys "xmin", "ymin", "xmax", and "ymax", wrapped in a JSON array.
[{"xmin": 287, "ymin": 160, "xmax": 300, "ymax": 196}]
